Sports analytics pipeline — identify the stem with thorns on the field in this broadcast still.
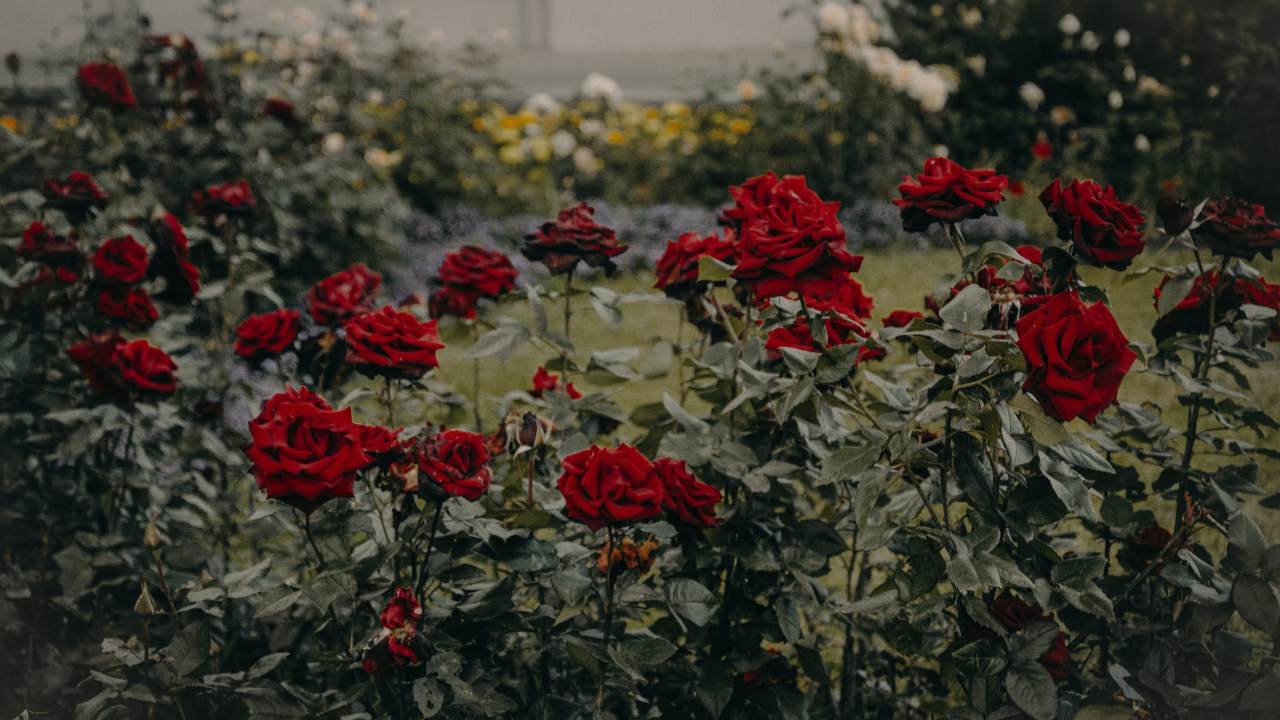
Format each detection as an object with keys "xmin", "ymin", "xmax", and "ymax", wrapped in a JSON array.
[
  {"xmin": 414, "ymin": 502, "xmax": 445, "ymax": 599},
  {"xmin": 596, "ymin": 526, "xmax": 618, "ymax": 711},
  {"xmin": 526, "ymin": 453, "xmax": 537, "ymax": 507},
  {"xmin": 561, "ymin": 267, "xmax": 574, "ymax": 376},
  {"xmin": 303, "ymin": 513, "xmax": 326, "ymax": 569}
]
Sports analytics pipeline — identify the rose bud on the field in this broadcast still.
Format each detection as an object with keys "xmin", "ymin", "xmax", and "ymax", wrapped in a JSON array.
[
  {"xmin": 1156, "ymin": 197, "xmax": 1196, "ymax": 237},
  {"xmin": 135, "ymin": 579, "xmax": 157, "ymax": 617},
  {"xmin": 143, "ymin": 514, "xmax": 163, "ymax": 548}
]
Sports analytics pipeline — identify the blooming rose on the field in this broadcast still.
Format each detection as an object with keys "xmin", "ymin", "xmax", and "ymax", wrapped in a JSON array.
[
  {"xmin": 113, "ymin": 339, "xmax": 179, "ymax": 395},
  {"xmin": 93, "ymin": 236, "xmax": 148, "ymax": 284},
  {"xmin": 766, "ymin": 290, "xmax": 884, "ymax": 362},
  {"xmin": 827, "ymin": 278, "xmax": 875, "ymax": 320},
  {"xmin": 1194, "ymin": 197, "xmax": 1280, "ymax": 261},
  {"xmin": 1040, "ymin": 179, "xmax": 1146, "ymax": 270},
  {"xmin": 653, "ymin": 457, "xmax": 721, "ymax": 530},
  {"xmin": 343, "ymin": 307, "xmax": 445, "ymax": 380},
  {"xmin": 437, "ymin": 246, "xmax": 519, "ymax": 299},
  {"xmin": 77, "ymin": 63, "xmax": 137, "ymax": 112},
  {"xmin": 147, "ymin": 212, "xmax": 201, "ymax": 302},
  {"xmin": 234, "ymin": 309, "xmax": 301, "ymax": 357},
  {"xmin": 413, "ymin": 430, "xmax": 492, "ymax": 501},
  {"xmin": 263, "ymin": 98, "xmax": 298, "ymax": 125},
  {"xmin": 18, "ymin": 222, "xmax": 80, "ymax": 268},
  {"xmin": 362, "ymin": 587, "xmax": 427, "ymax": 674},
  {"xmin": 521, "ymin": 202, "xmax": 627, "ymax": 275},
  {"xmin": 43, "ymin": 172, "xmax": 109, "ymax": 224},
  {"xmin": 652, "ymin": 230, "xmax": 738, "ymax": 297},
  {"xmin": 190, "ymin": 181, "xmax": 257, "ymax": 223},
  {"xmin": 557, "ymin": 444, "xmax": 664, "ymax": 530},
  {"xmin": 530, "ymin": 367, "xmax": 581, "ymax": 400},
  {"xmin": 892, "ymin": 157, "xmax": 1009, "ymax": 232},
  {"xmin": 251, "ymin": 386, "xmax": 332, "ymax": 428},
  {"xmin": 1032, "ymin": 140, "xmax": 1054, "ymax": 161},
  {"xmin": 968, "ymin": 594, "xmax": 1069, "ymax": 680},
  {"xmin": 245, "ymin": 393, "xmax": 371, "ymax": 512},
  {"xmin": 67, "ymin": 331, "xmax": 127, "ymax": 396},
  {"xmin": 306, "ymin": 263, "xmax": 382, "ymax": 325},
  {"xmin": 726, "ymin": 173, "xmax": 863, "ymax": 300},
  {"xmin": 355, "ymin": 424, "xmax": 407, "ymax": 468},
  {"xmin": 98, "ymin": 286, "xmax": 159, "ymax": 328},
  {"xmin": 883, "ymin": 310, "xmax": 926, "ymax": 328},
  {"xmin": 428, "ymin": 285, "xmax": 480, "ymax": 320},
  {"xmin": 1015, "ymin": 290, "xmax": 1137, "ymax": 424}
]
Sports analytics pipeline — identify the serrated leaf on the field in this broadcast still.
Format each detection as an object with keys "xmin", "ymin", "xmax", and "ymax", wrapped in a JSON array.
[
  {"xmin": 953, "ymin": 639, "xmax": 1007, "ymax": 677},
  {"xmin": 776, "ymin": 594, "xmax": 802, "ymax": 642},
  {"xmin": 413, "ymin": 678, "xmax": 444, "ymax": 718},
  {"xmin": 246, "ymin": 652, "xmax": 290, "ymax": 680},
  {"xmin": 696, "ymin": 662, "xmax": 733, "ymax": 718},
  {"xmin": 1157, "ymin": 275, "xmax": 1196, "ymax": 318},
  {"xmin": 1009, "ymin": 620, "xmax": 1060, "ymax": 661},
  {"xmin": 1232, "ymin": 575, "xmax": 1279, "ymax": 634},
  {"xmin": 820, "ymin": 442, "xmax": 882, "ymax": 486},
  {"xmin": 663, "ymin": 392, "xmax": 709, "ymax": 434},
  {"xmin": 664, "ymin": 578, "xmax": 718, "ymax": 627},
  {"xmin": 1006, "ymin": 659, "xmax": 1057, "ymax": 720},
  {"xmin": 168, "ymin": 621, "xmax": 210, "ymax": 677},
  {"xmin": 940, "ymin": 284, "xmax": 993, "ymax": 334}
]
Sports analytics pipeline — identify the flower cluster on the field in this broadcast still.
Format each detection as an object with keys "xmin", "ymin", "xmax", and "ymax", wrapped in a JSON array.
[
  {"xmin": 429, "ymin": 246, "xmax": 519, "ymax": 320},
  {"xmin": 522, "ymin": 202, "xmax": 627, "ymax": 276},
  {"xmin": 557, "ymin": 445, "xmax": 720, "ymax": 532}
]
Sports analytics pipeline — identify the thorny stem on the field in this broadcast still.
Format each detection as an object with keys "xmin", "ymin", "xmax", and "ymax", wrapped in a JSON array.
[
  {"xmin": 414, "ymin": 502, "xmax": 445, "ymax": 599},
  {"xmin": 597, "ymin": 526, "xmax": 618, "ymax": 711},
  {"xmin": 1181, "ymin": 253, "xmax": 1231, "ymax": 472},
  {"xmin": 154, "ymin": 553, "xmax": 180, "ymax": 618},
  {"xmin": 727, "ymin": 301, "xmax": 751, "ymax": 435},
  {"xmin": 561, "ymin": 267, "xmax": 574, "ymax": 377},
  {"xmin": 945, "ymin": 222, "xmax": 967, "ymax": 260},
  {"xmin": 941, "ymin": 411, "xmax": 954, "ymax": 530},
  {"xmin": 677, "ymin": 305, "xmax": 689, "ymax": 403},
  {"xmin": 901, "ymin": 465, "xmax": 943, "ymax": 528},
  {"xmin": 303, "ymin": 513, "xmax": 326, "ymax": 569},
  {"xmin": 526, "ymin": 453, "xmax": 537, "ymax": 507},
  {"xmin": 473, "ymin": 357, "xmax": 484, "ymax": 433},
  {"xmin": 382, "ymin": 376, "xmax": 395, "ymax": 428},
  {"xmin": 709, "ymin": 293, "xmax": 740, "ymax": 343}
]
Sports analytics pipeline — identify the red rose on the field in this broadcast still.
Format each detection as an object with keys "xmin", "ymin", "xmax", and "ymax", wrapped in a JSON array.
[
  {"xmin": 1015, "ymin": 290, "xmax": 1137, "ymax": 424},
  {"xmin": 556, "ymin": 444, "xmax": 664, "ymax": 530},
  {"xmin": 252, "ymin": 386, "xmax": 332, "ymax": 427},
  {"xmin": 969, "ymin": 594, "xmax": 1069, "ymax": 680},
  {"xmin": 245, "ymin": 393, "xmax": 371, "ymax": 512},
  {"xmin": 414, "ymin": 430, "xmax": 492, "ymax": 501},
  {"xmin": 234, "ymin": 309, "xmax": 301, "ymax": 357},
  {"xmin": 1040, "ymin": 179, "xmax": 1146, "ymax": 270},
  {"xmin": 356, "ymin": 424, "xmax": 407, "ymax": 467},
  {"xmin": 343, "ymin": 307, "xmax": 445, "ymax": 380},
  {"xmin": 67, "ymin": 331, "xmax": 127, "ymax": 396},
  {"xmin": 18, "ymin": 222, "xmax": 81, "ymax": 268},
  {"xmin": 766, "ymin": 290, "xmax": 883, "ymax": 362},
  {"xmin": 437, "ymin": 246, "xmax": 519, "ymax": 299},
  {"xmin": 1152, "ymin": 271, "xmax": 1280, "ymax": 337},
  {"xmin": 147, "ymin": 212, "xmax": 201, "ymax": 302},
  {"xmin": 43, "ymin": 172, "xmax": 109, "ymax": 224},
  {"xmin": 307, "ymin": 263, "xmax": 382, "ymax": 325},
  {"xmin": 428, "ymin": 285, "xmax": 481, "ymax": 320},
  {"xmin": 93, "ymin": 235, "xmax": 148, "ymax": 284},
  {"xmin": 1032, "ymin": 141, "xmax": 1054, "ymax": 161},
  {"xmin": 1156, "ymin": 197, "xmax": 1196, "ymax": 237},
  {"xmin": 98, "ymin": 286, "xmax": 159, "ymax": 328},
  {"xmin": 77, "ymin": 63, "xmax": 137, "ymax": 112},
  {"xmin": 653, "ymin": 457, "xmax": 721, "ymax": 530},
  {"xmin": 521, "ymin": 202, "xmax": 627, "ymax": 275},
  {"xmin": 113, "ymin": 339, "xmax": 179, "ymax": 395},
  {"xmin": 362, "ymin": 587, "xmax": 426, "ymax": 674},
  {"xmin": 652, "ymin": 230, "xmax": 738, "ymax": 296},
  {"xmin": 1009, "ymin": 181, "xmax": 1026, "ymax": 197},
  {"xmin": 883, "ymin": 310, "xmax": 926, "ymax": 328},
  {"xmin": 892, "ymin": 157, "xmax": 1009, "ymax": 233},
  {"xmin": 827, "ymin": 278, "xmax": 875, "ymax": 320},
  {"xmin": 726, "ymin": 173, "xmax": 863, "ymax": 300},
  {"xmin": 529, "ymin": 367, "xmax": 581, "ymax": 400},
  {"xmin": 190, "ymin": 181, "xmax": 257, "ymax": 223},
  {"xmin": 263, "ymin": 98, "xmax": 298, "ymax": 125},
  {"xmin": 1194, "ymin": 197, "xmax": 1280, "ymax": 261}
]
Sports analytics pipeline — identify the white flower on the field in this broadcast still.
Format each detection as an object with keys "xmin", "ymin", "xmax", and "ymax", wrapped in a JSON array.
[
  {"xmin": 737, "ymin": 79, "xmax": 759, "ymax": 101},
  {"xmin": 578, "ymin": 119, "xmax": 606, "ymax": 138},
  {"xmin": 933, "ymin": 144, "xmax": 950, "ymax": 158},
  {"xmin": 523, "ymin": 92, "xmax": 562, "ymax": 115},
  {"xmin": 818, "ymin": 3, "xmax": 849, "ymax": 33},
  {"xmin": 960, "ymin": 8, "xmax": 982, "ymax": 28},
  {"xmin": 907, "ymin": 69, "xmax": 952, "ymax": 112},
  {"xmin": 301, "ymin": 32, "xmax": 323, "ymax": 50},
  {"xmin": 1108, "ymin": 90, "xmax": 1123, "ymax": 109},
  {"xmin": 1114, "ymin": 29, "xmax": 1131, "ymax": 48},
  {"xmin": 891, "ymin": 60, "xmax": 923, "ymax": 91},
  {"xmin": 351, "ymin": 1, "xmax": 376, "ymax": 24},
  {"xmin": 316, "ymin": 94, "xmax": 339, "ymax": 112},
  {"xmin": 572, "ymin": 146, "xmax": 597, "ymax": 176},
  {"xmin": 240, "ymin": 74, "xmax": 257, "ymax": 92},
  {"xmin": 1134, "ymin": 134, "xmax": 1150, "ymax": 152},
  {"xmin": 847, "ymin": 5, "xmax": 878, "ymax": 44},
  {"xmin": 861, "ymin": 46, "xmax": 900, "ymax": 76},
  {"xmin": 292, "ymin": 7, "xmax": 317, "ymax": 29},
  {"xmin": 365, "ymin": 147, "xmax": 403, "ymax": 167},
  {"xmin": 1207, "ymin": 85, "xmax": 1220, "ymax": 98},
  {"xmin": 965, "ymin": 55, "xmax": 986, "ymax": 77},
  {"xmin": 582, "ymin": 72, "xmax": 623, "ymax": 106},
  {"xmin": 1123, "ymin": 65, "xmax": 1136, "ymax": 82},
  {"xmin": 494, "ymin": 28, "xmax": 511, "ymax": 44},
  {"xmin": 1058, "ymin": 13, "xmax": 1081, "ymax": 34},
  {"xmin": 1080, "ymin": 31, "xmax": 1101, "ymax": 52},
  {"xmin": 550, "ymin": 130, "xmax": 576, "ymax": 157},
  {"xmin": 524, "ymin": 122, "xmax": 543, "ymax": 137},
  {"xmin": 323, "ymin": 132, "xmax": 344, "ymax": 153},
  {"xmin": 269, "ymin": 9, "xmax": 284, "ymax": 24},
  {"xmin": 296, "ymin": 61, "xmax": 317, "ymax": 81},
  {"xmin": 1019, "ymin": 81, "xmax": 1045, "ymax": 109},
  {"xmin": 427, "ymin": 30, "xmax": 444, "ymax": 44}
]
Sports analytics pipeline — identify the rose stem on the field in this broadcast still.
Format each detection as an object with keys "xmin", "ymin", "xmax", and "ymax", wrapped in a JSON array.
[
  {"xmin": 798, "ymin": 293, "xmax": 823, "ymax": 353},
  {"xmin": 677, "ymin": 304, "xmax": 688, "ymax": 403},
  {"xmin": 471, "ymin": 322, "xmax": 484, "ymax": 433},
  {"xmin": 561, "ymin": 265, "xmax": 574, "ymax": 377},
  {"xmin": 154, "ymin": 552, "xmax": 181, "ymax": 618},
  {"xmin": 303, "ymin": 513, "xmax": 326, "ymax": 569},
  {"xmin": 526, "ymin": 453, "xmax": 537, "ymax": 508},
  {"xmin": 1178, "ymin": 252, "xmax": 1230, "ymax": 527},
  {"xmin": 413, "ymin": 501, "xmax": 445, "ymax": 599},
  {"xmin": 382, "ymin": 375, "xmax": 395, "ymax": 428},
  {"xmin": 596, "ymin": 525, "xmax": 618, "ymax": 711},
  {"xmin": 945, "ymin": 222, "xmax": 966, "ymax": 260}
]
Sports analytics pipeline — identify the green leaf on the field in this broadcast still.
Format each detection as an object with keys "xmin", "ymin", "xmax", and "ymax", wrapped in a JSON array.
[
  {"xmin": 696, "ymin": 662, "xmax": 733, "ymax": 718},
  {"xmin": 610, "ymin": 636, "xmax": 678, "ymax": 669},
  {"xmin": 1231, "ymin": 575, "xmax": 1279, "ymax": 634},
  {"xmin": 641, "ymin": 341, "xmax": 674, "ymax": 377},
  {"xmin": 1009, "ymin": 620, "xmax": 1061, "ymax": 661},
  {"xmin": 795, "ymin": 644, "xmax": 831, "ymax": 687},
  {"xmin": 781, "ymin": 346, "xmax": 821, "ymax": 375},
  {"xmin": 1226, "ymin": 512, "xmax": 1267, "ymax": 572},
  {"xmin": 820, "ymin": 442, "xmax": 882, "ymax": 487},
  {"xmin": 697, "ymin": 254, "xmax": 734, "ymax": 282},
  {"xmin": 664, "ymin": 578, "xmax": 718, "ymax": 627},
  {"xmin": 168, "ymin": 621, "xmax": 210, "ymax": 677},
  {"xmin": 412, "ymin": 677, "xmax": 444, "ymax": 718},
  {"xmin": 854, "ymin": 469, "xmax": 888, "ymax": 529},
  {"xmin": 663, "ymin": 392, "xmax": 709, "ymax": 434},
  {"xmin": 776, "ymin": 594, "xmax": 802, "ymax": 643},
  {"xmin": 952, "ymin": 433, "xmax": 997, "ymax": 519},
  {"xmin": 961, "ymin": 594, "xmax": 1008, "ymax": 639},
  {"xmin": 246, "ymin": 652, "xmax": 290, "ymax": 680},
  {"xmin": 1039, "ymin": 455, "xmax": 1099, "ymax": 522},
  {"xmin": 1157, "ymin": 275, "xmax": 1196, "ymax": 318},
  {"xmin": 953, "ymin": 639, "xmax": 1007, "ymax": 677},
  {"xmin": 464, "ymin": 322, "xmax": 531, "ymax": 363},
  {"xmin": 1005, "ymin": 658, "xmax": 1058, "ymax": 720},
  {"xmin": 1010, "ymin": 394, "xmax": 1070, "ymax": 445},
  {"xmin": 76, "ymin": 689, "xmax": 119, "ymax": 720},
  {"xmin": 939, "ymin": 284, "xmax": 993, "ymax": 334}
]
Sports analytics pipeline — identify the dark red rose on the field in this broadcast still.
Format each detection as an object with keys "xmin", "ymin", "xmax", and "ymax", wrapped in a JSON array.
[
  {"xmin": 1151, "ymin": 271, "xmax": 1280, "ymax": 337},
  {"xmin": 1040, "ymin": 179, "xmax": 1146, "ymax": 270},
  {"xmin": 307, "ymin": 264, "xmax": 382, "ymax": 325},
  {"xmin": 1041, "ymin": 632, "xmax": 1070, "ymax": 680},
  {"xmin": 892, "ymin": 157, "xmax": 1009, "ymax": 233},
  {"xmin": 653, "ymin": 457, "xmax": 721, "ymax": 530},
  {"xmin": 827, "ymin": 278, "xmax": 875, "ymax": 320},
  {"xmin": 343, "ymin": 307, "xmax": 445, "ymax": 380},
  {"xmin": 234, "ymin": 309, "xmax": 301, "ymax": 357},
  {"xmin": 521, "ymin": 202, "xmax": 627, "ymax": 275},
  {"xmin": 43, "ymin": 172, "xmax": 109, "ymax": 224},
  {"xmin": 652, "ymin": 230, "xmax": 738, "ymax": 296},
  {"xmin": 883, "ymin": 310, "xmax": 926, "ymax": 328},
  {"xmin": 1118, "ymin": 525, "xmax": 1188, "ymax": 573},
  {"xmin": 190, "ymin": 181, "xmax": 257, "ymax": 223},
  {"xmin": 93, "ymin": 235, "xmax": 148, "ymax": 284},
  {"xmin": 969, "ymin": 594, "xmax": 1068, "ymax": 680},
  {"xmin": 766, "ymin": 290, "xmax": 883, "ymax": 362},
  {"xmin": 529, "ymin": 367, "xmax": 581, "ymax": 400},
  {"xmin": 67, "ymin": 331, "xmax": 127, "ymax": 396},
  {"xmin": 1009, "ymin": 181, "xmax": 1026, "ymax": 197},
  {"xmin": 98, "ymin": 286, "xmax": 159, "ymax": 328},
  {"xmin": 263, "ymin": 98, "xmax": 298, "ymax": 125},
  {"xmin": 437, "ymin": 246, "xmax": 519, "ymax": 299},
  {"xmin": 414, "ymin": 430, "xmax": 492, "ymax": 501},
  {"xmin": 77, "ymin": 63, "xmax": 136, "ymax": 112},
  {"xmin": 428, "ymin": 285, "xmax": 481, "ymax": 320},
  {"xmin": 1032, "ymin": 140, "xmax": 1054, "ymax": 161},
  {"xmin": 245, "ymin": 393, "xmax": 371, "ymax": 512},
  {"xmin": 1156, "ymin": 197, "xmax": 1196, "ymax": 237},
  {"xmin": 355, "ymin": 424, "xmax": 407, "ymax": 468},
  {"xmin": 362, "ymin": 587, "xmax": 426, "ymax": 674},
  {"xmin": 1194, "ymin": 197, "xmax": 1280, "ymax": 261},
  {"xmin": 146, "ymin": 212, "xmax": 201, "ymax": 302},
  {"xmin": 251, "ymin": 386, "xmax": 332, "ymax": 430},
  {"xmin": 1015, "ymin": 290, "xmax": 1137, "ymax": 424},
  {"xmin": 726, "ymin": 173, "xmax": 863, "ymax": 300},
  {"xmin": 557, "ymin": 445, "xmax": 664, "ymax": 530},
  {"xmin": 18, "ymin": 222, "xmax": 80, "ymax": 268},
  {"xmin": 742, "ymin": 649, "xmax": 782, "ymax": 686}
]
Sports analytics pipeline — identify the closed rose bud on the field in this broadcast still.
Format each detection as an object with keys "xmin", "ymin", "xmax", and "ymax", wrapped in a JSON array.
[
  {"xmin": 135, "ymin": 579, "xmax": 157, "ymax": 617},
  {"xmin": 143, "ymin": 514, "xmax": 163, "ymax": 547},
  {"xmin": 516, "ymin": 412, "xmax": 554, "ymax": 451}
]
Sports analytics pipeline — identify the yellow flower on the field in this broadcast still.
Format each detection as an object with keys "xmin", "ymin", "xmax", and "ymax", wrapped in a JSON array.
[
  {"xmin": 498, "ymin": 143, "xmax": 527, "ymax": 164},
  {"xmin": 606, "ymin": 130, "xmax": 626, "ymax": 145},
  {"xmin": 728, "ymin": 119, "xmax": 751, "ymax": 134},
  {"xmin": 458, "ymin": 99, "xmax": 479, "ymax": 115},
  {"xmin": 828, "ymin": 131, "xmax": 845, "ymax": 146},
  {"xmin": 471, "ymin": 117, "xmax": 487, "ymax": 131},
  {"xmin": 529, "ymin": 136, "xmax": 553, "ymax": 162},
  {"xmin": 0, "ymin": 116, "xmax": 21, "ymax": 134},
  {"xmin": 500, "ymin": 115, "xmax": 526, "ymax": 130},
  {"xmin": 645, "ymin": 107, "xmax": 660, "ymax": 120},
  {"xmin": 662, "ymin": 101, "xmax": 691, "ymax": 117}
]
